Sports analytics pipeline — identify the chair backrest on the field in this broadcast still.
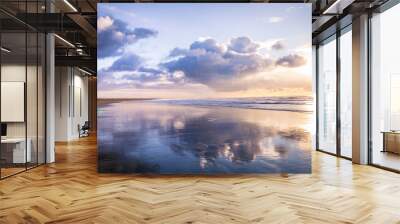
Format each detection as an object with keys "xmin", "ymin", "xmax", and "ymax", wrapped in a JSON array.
[{"xmin": 83, "ymin": 121, "xmax": 90, "ymax": 129}]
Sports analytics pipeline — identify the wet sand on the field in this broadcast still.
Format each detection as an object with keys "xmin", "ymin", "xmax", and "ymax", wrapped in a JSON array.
[{"xmin": 98, "ymin": 100, "xmax": 312, "ymax": 174}]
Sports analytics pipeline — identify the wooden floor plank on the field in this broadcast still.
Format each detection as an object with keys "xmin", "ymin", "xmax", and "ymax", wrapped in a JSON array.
[{"xmin": 0, "ymin": 135, "xmax": 400, "ymax": 223}]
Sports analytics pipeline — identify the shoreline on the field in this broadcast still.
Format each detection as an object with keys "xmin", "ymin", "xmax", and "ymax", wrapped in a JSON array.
[
  {"xmin": 97, "ymin": 98, "xmax": 156, "ymax": 106},
  {"xmin": 98, "ymin": 98, "xmax": 313, "ymax": 114}
]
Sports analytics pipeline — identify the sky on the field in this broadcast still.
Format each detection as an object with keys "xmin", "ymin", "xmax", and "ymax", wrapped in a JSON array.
[{"xmin": 97, "ymin": 3, "xmax": 312, "ymax": 99}]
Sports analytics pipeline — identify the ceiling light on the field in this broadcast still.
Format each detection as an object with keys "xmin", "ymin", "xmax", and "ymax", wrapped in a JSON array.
[
  {"xmin": 54, "ymin": 34, "xmax": 75, "ymax": 48},
  {"xmin": 76, "ymin": 48, "xmax": 85, "ymax": 55},
  {"xmin": 323, "ymin": 0, "xmax": 341, "ymax": 14},
  {"xmin": 1, "ymin": 47, "xmax": 11, "ymax": 53},
  {"xmin": 63, "ymin": 0, "xmax": 78, "ymax": 12},
  {"xmin": 322, "ymin": 0, "xmax": 355, "ymax": 15},
  {"xmin": 78, "ymin": 67, "xmax": 92, "ymax": 76}
]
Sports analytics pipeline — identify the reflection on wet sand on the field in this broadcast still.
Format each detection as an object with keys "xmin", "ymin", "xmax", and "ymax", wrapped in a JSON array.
[{"xmin": 98, "ymin": 101, "xmax": 312, "ymax": 174}]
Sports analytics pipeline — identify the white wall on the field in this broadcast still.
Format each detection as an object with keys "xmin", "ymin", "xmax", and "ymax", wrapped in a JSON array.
[
  {"xmin": 55, "ymin": 66, "xmax": 70, "ymax": 141},
  {"xmin": 55, "ymin": 67, "xmax": 89, "ymax": 141}
]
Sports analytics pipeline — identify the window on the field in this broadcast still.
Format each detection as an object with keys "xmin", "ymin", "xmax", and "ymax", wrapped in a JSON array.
[
  {"xmin": 317, "ymin": 36, "xmax": 337, "ymax": 154},
  {"xmin": 339, "ymin": 28, "xmax": 352, "ymax": 158},
  {"xmin": 371, "ymin": 3, "xmax": 400, "ymax": 171}
]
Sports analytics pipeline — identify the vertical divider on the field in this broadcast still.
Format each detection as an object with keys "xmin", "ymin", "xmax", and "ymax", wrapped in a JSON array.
[
  {"xmin": 36, "ymin": 0, "xmax": 39, "ymax": 167},
  {"xmin": 336, "ymin": 27, "xmax": 342, "ymax": 157},
  {"xmin": 0, "ymin": 26, "xmax": 2, "ymax": 179},
  {"xmin": 367, "ymin": 11, "xmax": 373, "ymax": 165},
  {"xmin": 25, "ymin": 0, "xmax": 28, "ymax": 171},
  {"xmin": 316, "ymin": 45, "xmax": 320, "ymax": 150}
]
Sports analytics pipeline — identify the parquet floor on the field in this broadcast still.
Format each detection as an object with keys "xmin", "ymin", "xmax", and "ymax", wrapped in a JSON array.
[{"xmin": 1, "ymin": 135, "xmax": 400, "ymax": 224}]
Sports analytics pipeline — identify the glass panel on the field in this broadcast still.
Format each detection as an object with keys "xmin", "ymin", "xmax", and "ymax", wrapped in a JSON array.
[
  {"xmin": 0, "ymin": 1, "xmax": 46, "ymax": 178},
  {"xmin": 312, "ymin": 45, "xmax": 317, "ymax": 150},
  {"xmin": 38, "ymin": 33, "xmax": 45, "ymax": 165},
  {"xmin": 27, "ymin": 31, "xmax": 38, "ymax": 169},
  {"xmin": 1, "ymin": 31, "xmax": 27, "ymax": 177},
  {"xmin": 26, "ymin": 0, "xmax": 39, "ymax": 169},
  {"xmin": 340, "ymin": 29, "xmax": 352, "ymax": 158},
  {"xmin": 371, "ymin": 4, "xmax": 400, "ymax": 171},
  {"xmin": 318, "ymin": 37, "xmax": 337, "ymax": 154}
]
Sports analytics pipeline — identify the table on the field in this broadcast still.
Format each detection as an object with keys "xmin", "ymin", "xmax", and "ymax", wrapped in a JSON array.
[{"xmin": 1, "ymin": 138, "xmax": 31, "ymax": 163}]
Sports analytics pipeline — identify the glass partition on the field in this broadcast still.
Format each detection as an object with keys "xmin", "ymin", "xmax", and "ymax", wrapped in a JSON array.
[
  {"xmin": 0, "ymin": 2, "xmax": 46, "ymax": 179},
  {"xmin": 27, "ymin": 31, "xmax": 38, "ymax": 169},
  {"xmin": 1, "ymin": 30, "xmax": 28, "ymax": 177},
  {"xmin": 38, "ymin": 32, "xmax": 45, "ymax": 165}
]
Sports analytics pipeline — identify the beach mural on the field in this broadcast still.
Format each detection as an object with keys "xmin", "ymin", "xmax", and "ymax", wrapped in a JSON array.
[{"xmin": 97, "ymin": 3, "xmax": 313, "ymax": 174}]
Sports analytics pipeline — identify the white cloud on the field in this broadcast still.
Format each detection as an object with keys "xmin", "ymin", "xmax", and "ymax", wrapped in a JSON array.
[
  {"xmin": 97, "ymin": 16, "xmax": 114, "ymax": 32},
  {"xmin": 258, "ymin": 39, "xmax": 285, "ymax": 52},
  {"xmin": 268, "ymin": 17, "xmax": 284, "ymax": 23}
]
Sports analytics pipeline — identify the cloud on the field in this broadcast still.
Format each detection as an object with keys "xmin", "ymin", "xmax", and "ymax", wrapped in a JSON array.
[
  {"xmin": 268, "ymin": 17, "xmax": 284, "ymax": 23},
  {"xmin": 276, "ymin": 54, "xmax": 307, "ymax": 68},
  {"xmin": 132, "ymin": 28, "xmax": 158, "ymax": 39},
  {"xmin": 162, "ymin": 37, "xmax": 274, "ymax": 89},
  {"xmin": 99, "ymin": 57, "xmax": 185, "ymax": 90},
  {"xmin": 271, "ymin": 41, "xmax": 285, "ymax": 50},
  {"xmin": 97, "ymin": 16, "xmax": 157, "ymax": 58},
  {"xmin": 168, "ymin": 48, "xmax": 189, "ymax": 57},
  {"xmin": 228, "ymin": 37, "xmax": 260, "ymax": 53},
  {"xmin": 190, "ymin": 39, "xmax": 225, "ymax": 53},
  {"xmin": 100, "ymin": 36, "xmax": 309, "ymax": 93},
  {"xmin": 121, "ymin": 73, "xmax": 164, "ymax": 83},
  {"xmin": 107, "ymin": 54, "xmax": 142, "ymax": 72},
  {"xmin": 97, "ymin": 16, "xmax": 113, "ymax": 32},
  {"xmin": 138, "ymin": 67, "xmax": 163, "ymax": 74},
  {"xmin": 99, "ymin": 69, "xmax": 185, "ymax": 90}
]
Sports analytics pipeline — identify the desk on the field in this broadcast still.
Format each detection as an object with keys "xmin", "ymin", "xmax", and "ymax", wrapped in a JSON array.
[
  {"xmin": 382, "ymin": 131, "xmax": 400, "ymax": 155},
  {"xmin": 1, "ymin": 138, "xmax": 31, "ymax": 163}
]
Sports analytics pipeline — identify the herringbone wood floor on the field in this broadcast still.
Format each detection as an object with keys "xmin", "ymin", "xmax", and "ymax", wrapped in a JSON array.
[{"xmin": 1, "ymin": 135, "xmax": 400, "ymax": 224}]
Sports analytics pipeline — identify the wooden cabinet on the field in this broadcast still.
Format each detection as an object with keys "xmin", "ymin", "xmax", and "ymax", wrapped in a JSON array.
[{"xmin": 382, "ymin": 132, "xmax": 400, "ymax": 154}]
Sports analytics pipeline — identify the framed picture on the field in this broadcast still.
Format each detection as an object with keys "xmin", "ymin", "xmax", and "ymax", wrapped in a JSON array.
[{"xmin": 97, "ymin": 3, "xmax": 312, "ymax": 174}]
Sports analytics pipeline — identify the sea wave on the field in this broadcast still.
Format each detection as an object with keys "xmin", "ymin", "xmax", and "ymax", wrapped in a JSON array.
[{"xmin": 150, "ymin": 97, "xmax": 313, "ymax": 113}]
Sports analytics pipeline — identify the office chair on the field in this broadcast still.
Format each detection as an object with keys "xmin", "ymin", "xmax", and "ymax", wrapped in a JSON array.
[{"xmin": 79, "ymin": 121, "xmax": 90, "ymax": 138}]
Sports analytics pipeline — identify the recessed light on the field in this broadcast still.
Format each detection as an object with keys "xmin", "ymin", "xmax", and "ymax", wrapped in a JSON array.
[
  {"xmin": 54, "ymin": 34, "xmax": 75, "ymax": 48},
  {"xmin": 63, "ymin": 0, "xmax": 78, "ymax": 12},
  {"xmin": 78, "ymin": 67, "xmax": 92, "ymax": 76},
  {"xmin": 1, "ymin": 47, "xmax": 11, "ymax": 53}
]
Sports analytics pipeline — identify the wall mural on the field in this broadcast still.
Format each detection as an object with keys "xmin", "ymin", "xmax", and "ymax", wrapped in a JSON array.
[{"xmin": 97, "ymin": 3, "xmax": 313, "ymax": 174}]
